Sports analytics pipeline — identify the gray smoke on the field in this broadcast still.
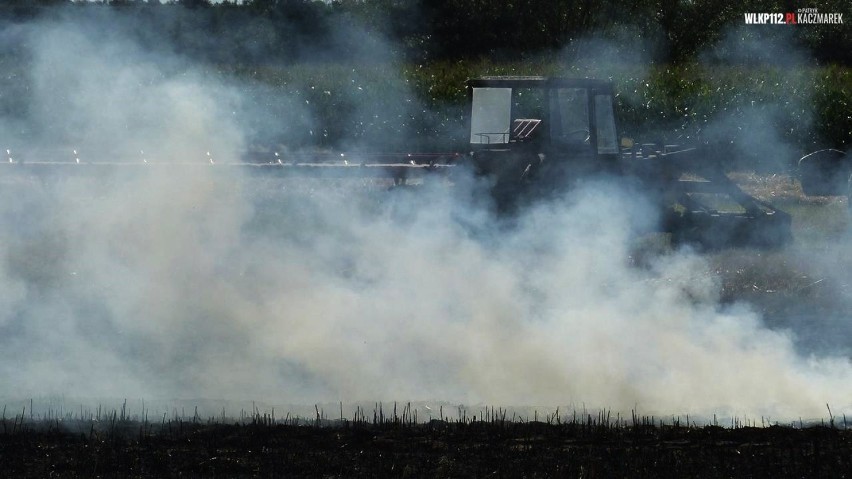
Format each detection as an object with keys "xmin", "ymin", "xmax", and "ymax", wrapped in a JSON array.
[
  {"xmin": 0, "ymin": 14, "xmax": 851, "ymax": 422},
  {"xmin": 696, "ymin": 26, "xmax": 818, "ymax": 171}
]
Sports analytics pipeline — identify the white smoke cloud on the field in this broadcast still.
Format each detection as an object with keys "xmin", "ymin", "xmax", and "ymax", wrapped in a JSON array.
[{"xmin": 0, "ymin": 13, "xmax": 851, "ymax": 423}]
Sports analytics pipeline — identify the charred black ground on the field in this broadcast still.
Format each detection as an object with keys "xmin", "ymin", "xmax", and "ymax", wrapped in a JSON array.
[{"xmin": 3, "ymin": 412, "xmax": 852, "ymax": 478}]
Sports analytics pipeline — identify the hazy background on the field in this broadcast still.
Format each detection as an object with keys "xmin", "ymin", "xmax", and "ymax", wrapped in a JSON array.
[{"xmin": 0, "ymin": 1, "xmax": 850, "ymax": 422}]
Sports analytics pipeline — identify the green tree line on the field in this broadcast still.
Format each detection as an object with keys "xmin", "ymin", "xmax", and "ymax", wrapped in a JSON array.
[
  {"xmin": 0, "ymin": 0, "xmax": 849, "ymax": 154},
  {"xmin": 0, "ymin": 0, "xmax": 849, "ymax": 64}
]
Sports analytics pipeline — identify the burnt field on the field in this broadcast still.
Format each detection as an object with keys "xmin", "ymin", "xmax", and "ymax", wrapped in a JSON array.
[
  {"xmin": 3, "ymin": 410, "xmax": 852, "ymax": 478},
  {"xmin": 2, "ymin": 174, "xmax": 852, "ymax": 478}
]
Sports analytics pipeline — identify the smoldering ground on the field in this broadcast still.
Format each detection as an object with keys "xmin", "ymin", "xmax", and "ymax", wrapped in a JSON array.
[{"xmin": 1, "ymin": 15, "xmax": 852, "ymax": 422}]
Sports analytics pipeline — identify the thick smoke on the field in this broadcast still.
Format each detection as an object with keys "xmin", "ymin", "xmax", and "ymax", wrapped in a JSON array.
[
  {"xmin": 1, "ymin": 13, "xmax": 851, "ymax": 422},
  {"xmin": 697, "ymin": 26, "xmax": 818, "ymax": 171}
]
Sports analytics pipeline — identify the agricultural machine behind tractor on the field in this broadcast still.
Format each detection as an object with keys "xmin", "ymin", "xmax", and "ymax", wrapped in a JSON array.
[{"xmin": 2, "ymin": 76, "xmax": 849, "ymax": 250}]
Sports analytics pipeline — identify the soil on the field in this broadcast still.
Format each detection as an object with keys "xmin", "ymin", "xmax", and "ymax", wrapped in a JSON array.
[{"xmin": 2, "ymin": 418, "xmax": 852, "ymax": 477}]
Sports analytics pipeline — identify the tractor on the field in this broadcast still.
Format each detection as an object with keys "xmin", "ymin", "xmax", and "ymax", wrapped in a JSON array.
[{"xmin": 464, "ymin": 76, "xmax": 795, "ymax": 249}]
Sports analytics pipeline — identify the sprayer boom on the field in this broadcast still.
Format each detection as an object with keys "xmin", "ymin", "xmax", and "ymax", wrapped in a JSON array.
[{"xmin": 0, "ymin": 149, "xmax": 457, "ymax": 184}]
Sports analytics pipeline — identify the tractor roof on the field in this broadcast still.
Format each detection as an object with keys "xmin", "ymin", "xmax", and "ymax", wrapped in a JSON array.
[{"xmin": 467, "ymin": 76, "xmax": 613, "ymax": 91}]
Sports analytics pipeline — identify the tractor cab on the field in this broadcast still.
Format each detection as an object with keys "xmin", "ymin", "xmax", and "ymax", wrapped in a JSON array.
[{"xmin": 466, "ymin": 77, "xmax": 621, "ymax": 204}]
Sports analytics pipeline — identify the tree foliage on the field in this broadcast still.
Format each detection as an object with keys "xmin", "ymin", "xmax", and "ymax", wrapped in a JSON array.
[
  {"xmin": 0, "ymin": 0, "xmax": 847, "ymax": 64},
  {"xmin": 0, "ymin": 0, "xmax": 848, "ymax": 150}
]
